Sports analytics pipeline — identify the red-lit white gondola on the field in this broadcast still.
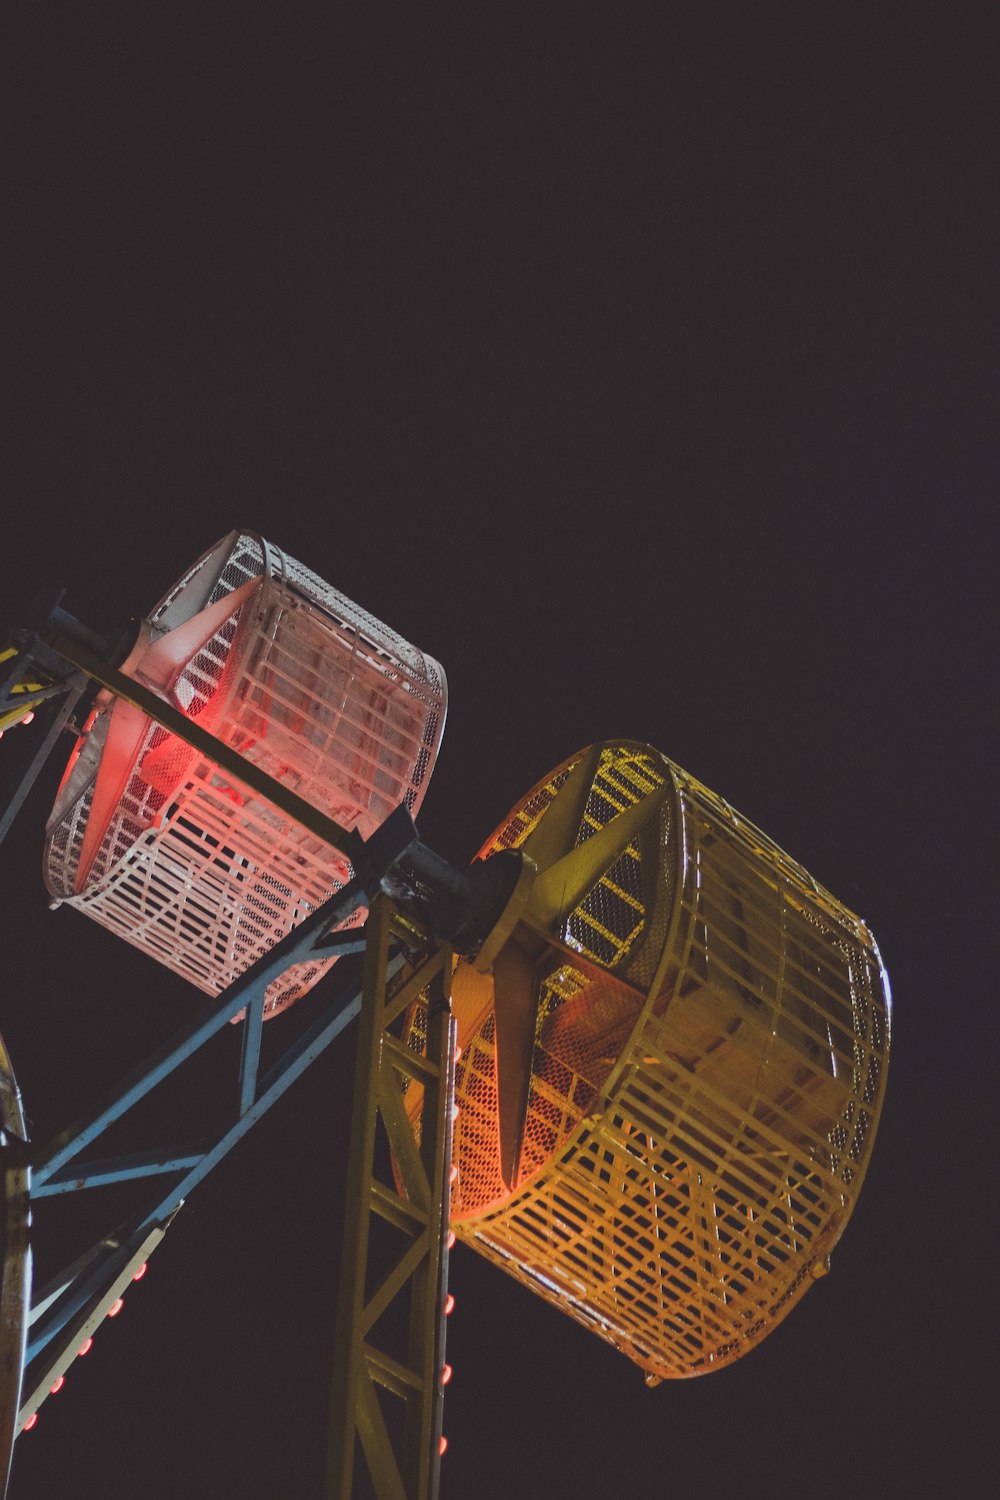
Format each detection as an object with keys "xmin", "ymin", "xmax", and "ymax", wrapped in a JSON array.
[{"xmin": 44, "ymin": 530, "xmax": 447, "ymax": 1017}]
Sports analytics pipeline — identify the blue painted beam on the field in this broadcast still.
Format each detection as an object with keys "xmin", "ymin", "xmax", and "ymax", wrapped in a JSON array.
[
  {"xmin": 237, "ymin": 987, "xmax": 266, "ymax": 1117},
  {"xmin": 31, "ymin": 880, "xmax": 368, "ymax": 1186},
  {"xmin": 129, "ymin": 948, "xmax": 406, "ymax": 1233},
  {"xmin": 26, "ymin": 948, "xmax": 404, "ymax": 1364},
  {"xmin": 32, "ymin": 1143, "xmax": 209, "ymax": 1197}
]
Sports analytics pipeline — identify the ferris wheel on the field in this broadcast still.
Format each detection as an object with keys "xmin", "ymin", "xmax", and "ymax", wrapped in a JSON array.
[{"xmin": 0, "ymin": 531, "xmax": 891, "ymax": 1498}]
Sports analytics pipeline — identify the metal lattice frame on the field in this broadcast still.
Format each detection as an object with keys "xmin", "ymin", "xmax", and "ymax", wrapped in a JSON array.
[
  {"xmin": 446, "ymin": 743, "xmax": 891, "ymax": 1380},
  {"xmin": 2, "ymin": 605, "xmax": 456, "ymax": 1499},
  {"xmin": 328, "ymin": 896, "xmax": 455, "ymax": 1500},
  {"xmin": 17, "ymin": 881, "xmax": 378, "ymax": 1435},
  {"xmin": 0, "ymin": 1030, "xmax": 30, "ymax": 1488},
  {"xmin": 44, "ymin": 531, "xmax": 447, "ymax": 1017}
]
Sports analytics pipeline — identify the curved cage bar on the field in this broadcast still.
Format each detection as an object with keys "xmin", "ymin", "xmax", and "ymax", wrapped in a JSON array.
[
  {"xmin": 441, "ymin": 742, "xmax": 890, "ymax": 1379},
  {"xmin": 44, "ymin": 530, "xmax": 447, "ymax": 1018}
]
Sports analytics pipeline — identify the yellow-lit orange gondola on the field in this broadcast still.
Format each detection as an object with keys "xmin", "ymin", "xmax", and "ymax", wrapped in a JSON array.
[{"xmin": 406, "ymin": 741, "xmax": 890, "ymax": 1380}]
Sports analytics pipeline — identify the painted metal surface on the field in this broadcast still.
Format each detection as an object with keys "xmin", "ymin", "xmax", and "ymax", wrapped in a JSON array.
[
  {"xmin": 0, "ymin": 632, "xmax": 89, "ymax": 847},
  {"xmin": 2, "ymin": 592, "xmax": 456, "ymax": 1500},
  {"xmin": 24, "ymin": 877, "xmax": 376, "ymax": 1376},
  {"xmin": 0, "ymin": 1031, "xmax": 29, "ymax": 1500},
  {"xmin": 327, "ymin": 896, "xmax": 455, "ymax": 1500},
  {"xmin": 3, "ymin": 587, "xmax": 892, "ymax": 1496},
  {"xmin": 43, "ymin": 531, "xmax": 447, "ymax": 1018},
  {"xmin": 423, "ymin": 741, "xmax": 891, "ymax": 1381},
  {"xmin": 18, "ymin": 1227, "xmax": 166, "ymax": 1433}
]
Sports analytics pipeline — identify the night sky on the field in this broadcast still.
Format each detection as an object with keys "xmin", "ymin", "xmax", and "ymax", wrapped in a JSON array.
[{"xmin": 3, "ymin": 7, "xmax": 994, "ymax": 1497}]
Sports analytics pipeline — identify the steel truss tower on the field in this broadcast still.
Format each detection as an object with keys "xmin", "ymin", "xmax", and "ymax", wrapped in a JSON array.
[{"xmin": 0, "ymin": 597, "xmax": 461, "ymax": 1500}]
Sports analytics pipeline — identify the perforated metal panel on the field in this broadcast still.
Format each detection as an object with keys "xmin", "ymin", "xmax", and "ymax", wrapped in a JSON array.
[
  {"xmin": 442, "ymin": 743, "xmax": 890, "ymax": 1379},
  {"xmin": 44, "ymin": 531, "xmax": 447, "ymax": 1017}
]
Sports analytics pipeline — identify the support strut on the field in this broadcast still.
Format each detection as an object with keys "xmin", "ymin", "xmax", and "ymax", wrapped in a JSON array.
[{"xmin": 326, "ymin": 895, "xmax": 455, "ymax": 1500}]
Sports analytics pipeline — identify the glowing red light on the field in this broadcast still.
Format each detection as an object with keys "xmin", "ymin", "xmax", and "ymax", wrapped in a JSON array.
[
  {"xmin": 78, "ymin": 1337, "xmax": 93, "ymax": 1357},
  {"xmin": 439, "ymin": 1436, "xmax": 448, "ymax": 1456},
  {"xmin": 132, "ymin": 1262, "xmax": 148, "ymax": 1281},
  {"xmin": 446, "ymin": 1230, "xmax": 456, "ymax": 1249},
  {"xmin": 21, "ymin": 712, "xmax": 35, "ymax": 726},
  {"xmin": 23, "ymin": 1413, "xmax": 38, "ymax": 1432},
  {"xmin": 50, "ymin": 1376, "xmax": 65, "ymax": 1395},
  {"xmin": 444, "ymin": 1294, "xmax": 455, "ymax": 1315},
  {"xmin": 441, "ymin": 1364, "xmax": 453, "ymax": 1386},
  {"xmin": 107, "ymin": 1297, "xmax": 124, "ymax": 1318}
]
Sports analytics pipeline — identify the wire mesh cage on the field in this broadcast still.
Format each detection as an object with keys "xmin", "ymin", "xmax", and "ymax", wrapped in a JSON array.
[
  {"xmin": 427, "ymin": 742, "xmax": 890, "ymax": 1379},
  {"xmin": 44, "ymin": 530, "xmax": 447, "ymax": 1018}
]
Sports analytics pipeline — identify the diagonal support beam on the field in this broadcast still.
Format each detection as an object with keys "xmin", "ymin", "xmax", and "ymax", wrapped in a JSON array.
[
  {"xmin": 43, "ymin": 627, "xmax": 367, "ymax": 871},
  {"xmin": 362, "ymin": 1233, "xmax": 431, "ymax": 1335},
  {"xmin": 31, "ymin": 879, "xmax": 368, "ymax": 1186},
  {"xmin": 25, "ymin": 949, "xmax": 395, "ymax": 1367},
  {"xmin": 356, "ymin": 1365, "xmax": 409, "ymax": 1500}
]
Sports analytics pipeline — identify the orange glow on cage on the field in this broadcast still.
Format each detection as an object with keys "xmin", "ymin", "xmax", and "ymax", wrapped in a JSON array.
[{"xmin": 428, "ymin": 740, "xmax": 892, "ymax": 1382}]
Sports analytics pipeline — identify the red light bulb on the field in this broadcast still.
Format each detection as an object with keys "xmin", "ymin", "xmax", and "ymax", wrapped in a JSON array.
[
  {"xmin": 132, "ymin": 1262, "xmax": 148, "ymax": 1281},
  {"xmin": 108, "ymin": 1297, "xmax": 124, "ymax": 1318},
  {"xmin": 21, "ymin": 712, "xmax": 35, "ymax": 726},
  {"xmin": 446, "ymin": 1230, "xmax": 456, "ymax": 1249},
  {"xmin": 78, "ymin": 1337, "xmax": 93, "ymax": 1357},
  {"xmin": 50, "ymin": 1376, "xmax": 65, "ymax": 1395},
  {"xmin": 23, "ymin": 1413, "xmax": 38, "ymax": 1432},
  {"xmin": 444, "ymin": 1293, "xmax": 455, "ymax": 1315},
  {"xmin": 441, "ymin": 1364, "xmax": 453, "ymax": 1386},
  {"xmin": 439, "ymin": 1436, "xmax": 448, "ymax": 1456}
]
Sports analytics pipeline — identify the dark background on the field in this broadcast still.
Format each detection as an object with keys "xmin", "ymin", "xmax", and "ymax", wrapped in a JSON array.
[{"xmin": 2, "ymin": 5, "xmax": 995, "ymax": 1497}]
